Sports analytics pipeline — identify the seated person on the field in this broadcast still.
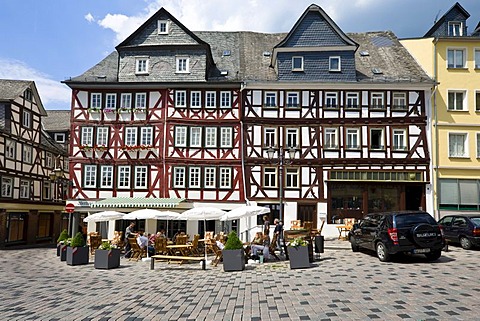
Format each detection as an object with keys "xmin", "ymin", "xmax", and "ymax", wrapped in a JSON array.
[
  {"xmin": 137, "ymin": 231, "xmax": 154, "ymax": 256},
  {"xmin": 250, "ymin": 233, "xmax": 270, "ymax": 261}
]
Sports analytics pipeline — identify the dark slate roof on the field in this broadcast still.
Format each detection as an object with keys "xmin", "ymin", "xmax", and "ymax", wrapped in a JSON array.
[
  {"xmin": 40, "ymin": 128, "xmax": 67, "ymax": 155},
  {"xmin": 0, "ymin": 79, "xmax": 34, "ymax": 100},
  {"xmin": 43, "ymin": 110, "xmax": 71, "ymax": 131},
  {"xmin": 67, "ymin": 51, "xmax": 119, "ymax": 83},
  {"xmin": 424, "ymin": 2, "xmax": 470, "ymax": 37},
  {"xmin": 472, "ymin": 22, "xmax": 480, "ymax": 36}
]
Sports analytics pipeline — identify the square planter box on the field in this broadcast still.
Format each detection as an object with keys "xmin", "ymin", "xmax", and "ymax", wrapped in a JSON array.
[
  {"xmin": 59, "ymin": 244, "xmax": 68, "ymax": 261},
  {"xmin": 94, "ymin": 249, "xmax": 121, "ymax": 269},
  {"xmin": 287, "ymin": 246, "xmax": 310, "ymax": 269},
  {"xmin": 57, "ymin": 243, "xmax": 63, "ymax": 256},
  {"xmin": 66, "ymin": 246, "xmax": 89, "ymax": 266},
  {"xmin": 222, "ymin": 249, "xmax": 245, "ymax": 272}
]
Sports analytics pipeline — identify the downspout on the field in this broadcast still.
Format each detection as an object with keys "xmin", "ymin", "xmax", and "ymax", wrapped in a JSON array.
[
  {"xmin": 239, "ymin": 81, "xmax": 250, "ymax": 242},
  {"xmin": 433, "ymin": 38, "xmax": 440, "ymax": 220}
]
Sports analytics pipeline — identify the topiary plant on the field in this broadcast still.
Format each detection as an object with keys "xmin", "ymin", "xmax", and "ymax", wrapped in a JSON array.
[
  {"xmin": 224, "ymin": 231, "xmax": 243, "ymax": 250},
  {"xmin": 70, "ymin": 232, "xmax": 86, "ymax": 248},
  {"xmin": 57, "ymin": 229, "xmax": 69, "ymax": 243}
]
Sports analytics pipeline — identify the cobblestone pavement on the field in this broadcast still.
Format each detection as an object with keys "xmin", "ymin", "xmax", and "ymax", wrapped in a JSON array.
[{"xmin": 0, "ymin": 240, "xmax": 478, "ymax": 321}]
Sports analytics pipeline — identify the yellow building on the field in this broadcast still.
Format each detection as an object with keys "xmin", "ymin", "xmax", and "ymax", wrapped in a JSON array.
[{"xmin": 401, "ymin": 2, "xmax": 480, "ymax": 218}]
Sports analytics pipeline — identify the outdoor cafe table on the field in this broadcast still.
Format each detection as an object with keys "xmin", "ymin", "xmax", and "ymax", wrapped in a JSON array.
[
  {"xmin": 166, "ymin": 244, "xmax": 192, "ymax": 256},
  {"xmin": 336, "ymin": 225, "xmax": 351, "ymax": 240}
]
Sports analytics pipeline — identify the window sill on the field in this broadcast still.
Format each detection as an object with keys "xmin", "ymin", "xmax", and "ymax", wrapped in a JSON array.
[
  {"xmin": 175, "ymin": 71, "xmax": 191, "ymax": 74},
  {"xmin": 447, "ymin": 67, "xmax": 468, "ymax": 70},
  {"xmin": 135, "ymin": 72, "xmax": 149, "ymax": 76},
  {"xmin": 449, "ymin": 156, "xmax": 469, "ymax": 159},
  {"xmin": 447, "ymin": 109, "xmax": 468, "ymax": 112}
]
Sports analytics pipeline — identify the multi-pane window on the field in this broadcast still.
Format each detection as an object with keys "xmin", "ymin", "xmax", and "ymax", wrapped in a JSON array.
[
  {"xmin": 220, "ymin": 91, "xmax": 231, "ymax": 108},
  {"xmin": 189, "ymin": 167, "xmax": 201, "ymax": 188},
  {"xmin": 220, "ymin": 127, "xmax": 233, "ymax": 148},
  {"xmin": 329, "ymin": 56, "xmax": 341, "ymax": 71},
  {"xmin": 5, "ymin": 139, "xmax": 15, "ymax": 159},
  {"xmin": 43, "ymin": 180, "xmax": 51, "ymax": 200},
  {"xmin": 206, "ymin": 91, "xmax": 216, "ymax": 108},
  {"xmin": 100, "ymin": 165, "xmax": 113, "ymax": 188},
  {"xmin": 392, "ymin": 92, "xmax": 407, "ymax": 110},
  {"xmin": 175, "ymin": 90, "xmax": 186, "ymax": 107},
  {"xmin": 23, "ymin": 145, "xmax": 32, "ymax": 164},
  {"xmin": 135, "ymin": 166, "xmax": 148, "ymax": 188},
  {"xmin": 448, "ymin": 22, "xmax": 462, "ymax": 36},
  {"xmin": 346, "ymin": 128, "xmax": 360, "ymax": 149},
  {"xmin": 176, "ymin": 57, "xmax": 189, "ymax": 73},
  {"xmin": 448, "ymin": 91, "xmax": 465, "ymax": 111},
  {"xmin": 54, "ymin": 133, "xmax": 66, "ymax": 143},
  {"xmin": 286, "ymin": 128, "xmax": 298, "ymax": 148},
  {"xmin": 264, "ymin": 128, "xmax": 276, "ymax": 147},
  {"xmin": 449, "ymin": 133, "xmax": 467, "ymax": 157},
  {"xmin": 106, "ymin": 93, "xmax": 116, "ymax": 109},
  {"xmin": 190, "ymin": 127, "xmax": 202, "ymax": 147},
  {"xmin": 191, "ymin": 91, "xmax": 201, "ymax": 108},
  {"xmin": 371, "ymin": 92, "xmax": 384, "ymax": 109},
  {"xmin": 392, "ymin": 129, "xmax": 407, "ymax": 150},
  {"xmin": 173, "ymin": 167, "xmax": 186, "ymax": 188},
  {"xmin": 346, "ymin": 92, "xmax": 359, "ymax": 109},
  {"xmin": 125, "ymin": 127, "xmax": 137, "ymax": 146},
  {"xmin": 118, "ymin": 166, "xmax": 131, "ymax": 188},
  {"xmin": 475, "ymin": 49, "xmax": 480, "ymax": 69},
  {"xmin": 286, "ymin": 92, "xmax": 299, "ymax": 107},
  {"xmin": 135, "ymin": 93, "xmax": 147, "ymax": 109},
  {"xmin": 286, "ymin": 168, "xmax": 299, "ymax": 188},
  {"xmin": 205, "ymin": 127, "xmax": 217, "ymax": 148},
  {"xmin": 476, "ymin": 91, "xmax": 480, "ymax": 111},
  {"xmin": 96, "ymin": 127, "xmax": 109, "ymax": 146},
  {"xmin": 22, "ymin": 110, "xmax": 31, "ymax": 128},
  {"xmin": 84, "ymin": 165, "xmax": 97, "ymax": 188},
  {"xmin": 45, "ymin": 152, "xmax": 53, "ymax": 168},
  {"xmin": 140, "ymin": 127, "xmax": 153, "ymax": 146},
  {"xmin": 265, "ymin": 92, "xmax": 277, "ymax": 107},
  {"xmin": 136, "ymin": 58, "xmax": 148, "ymax": 74},
  {"xmin": 24, "ymin": 88, "xmax": 33, "ymax": 101},
  {"xmin": 292, "ymin": 56, "xmax": 304, "ymax": 71},
  {"xmin": 264, "ymin": 167, "xmax": 277, "ymax": 188},
  {"xmin": 1, "ymin": 177, "xmax": 13, "ymax": 197},
  {"xmin": 370, "ymin": 128, "xmax": 384, "ymax": 150},
  {"xmin": 158, "ymin": 20, "xmax": 168, "ymax": 34},
  {"xmin": 324, "ymin": 128, "xmax": 338, "ymax": 149},
  {"xmin": 81, "ymin": 127, "xmax": 94, "ymax": 146},
  {"xmin": 325, "ymin": 92, "xmax": 338, "ymax": 108},
  {"xmin": 204, "ymin": 167, "xmax": 216, "ymax": 188},
  {"xmin": 91, "ymin": 93, "xmax": 102, "ymax": 109},
  {"xmin": 477, "ymin": 133, "xmax": 480, "ymax": 158},
  {"xmin": 219, "ymin": 167, "xmax": 232, "ymax": 188},
  {"xmin": 121, "ymin": 93, "xmax": 132, "ymax": 108},
  {"xmin": 175, "ymin": 126, "xmax": 187, "ymax": 147},
  {"xmin": 20, "ymin": 180, "xmax": 30, "ymax": 199},
  {"xmin": 447, "ymin": 49, "xmax": 465, "ymax": 68}
]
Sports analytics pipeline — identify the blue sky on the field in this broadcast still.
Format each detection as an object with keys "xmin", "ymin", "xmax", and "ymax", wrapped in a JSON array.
[{"xmin": 1, "ymin": 0, "xmax": 479, "ymax": 110}]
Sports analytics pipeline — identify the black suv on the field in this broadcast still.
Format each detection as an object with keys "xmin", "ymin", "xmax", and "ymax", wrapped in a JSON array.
[{"xmin": 349, "ymin": 211, "xmax": 444, "ymax": 262}]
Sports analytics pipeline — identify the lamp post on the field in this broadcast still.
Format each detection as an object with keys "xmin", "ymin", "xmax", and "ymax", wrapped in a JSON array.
[
  {"xmin": 266, "ymin": 146, "xmax": 297, "ymax": 222},
  {"xmin": 49, "ymin": 157, "xmax": 64, "ymax": 202}
]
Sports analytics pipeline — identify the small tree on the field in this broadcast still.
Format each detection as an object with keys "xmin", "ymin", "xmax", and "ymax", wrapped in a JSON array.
[
  {"xmin": 70, "ymin": 232, "xmax": 86, "ymax": 248},
  {"xmin": 224, "ymin": 231, "xmax": 243, "ymax": 250},
  {"xmin": 57, "ymin": 229, "xmax": 69, "ymax": 243}
]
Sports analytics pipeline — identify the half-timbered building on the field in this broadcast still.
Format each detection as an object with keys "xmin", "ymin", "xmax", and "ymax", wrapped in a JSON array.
[{"xmin": 0, "ymin": 79, "xmax": 69, "ymax": 248}]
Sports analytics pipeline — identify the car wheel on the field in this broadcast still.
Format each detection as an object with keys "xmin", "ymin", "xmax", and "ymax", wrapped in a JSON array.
[
  {"xmin": 350, "ymin": 236, "xmax": 359, "ymax": 252},
  {"xmin": 460, "ymin": 237, "xmax": 473, "ymax": 250},
  {"xmin": 376, "ymin": 242, "xmax": 390, "ymax": 262},
  {"xmin": 425, "ymin": 250, "xmax": 441, "ymax": 261}
]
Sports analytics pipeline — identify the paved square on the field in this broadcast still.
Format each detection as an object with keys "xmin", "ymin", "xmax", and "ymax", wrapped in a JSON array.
[{"xmin": 0, "ymin": 241, "xmax": 477, "ymax": 320}]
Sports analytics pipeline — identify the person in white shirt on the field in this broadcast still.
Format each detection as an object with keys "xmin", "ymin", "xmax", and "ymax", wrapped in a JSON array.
[{"xmin": 137, "ymin": 231, "xmax": 154, "ymax": 256}]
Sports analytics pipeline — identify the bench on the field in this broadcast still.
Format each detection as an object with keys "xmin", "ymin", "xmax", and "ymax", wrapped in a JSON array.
[{"xmin": 150, "ymin": 255, "xmax": 206, "ymax": 270}]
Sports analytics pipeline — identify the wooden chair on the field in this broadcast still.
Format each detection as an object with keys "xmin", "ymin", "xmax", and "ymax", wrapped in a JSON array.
[
  {"xmin": 154, "ymin": 237, "xmax": 167, "ymax": 255},
  {"xmin": 204, "ymin": 231, "xmax": 214, "ymax": 240},
  {"xmin": 189, "ymin": 234, "xmax": 201, "ymax": 256},
  {"xmin": 268, "ymin": 233, "xmax": 280, "ymax": 261},
  {"xmin": 207, "ymin": 240, "xmax": 223, "ymax": 267},
  {"xmin": 291, "ymin": 220, "xmax": 302, "ymax": 230},
  {"xmin": 303, "ymin": 221, "xmax": 313, "ymax": 231},
  {"xmin": 128, "ymin": 238, "xmax": 146, "ymax": 261},
  {"xmin": 111, "ymin": 231, "xmax": 124, "ymax": 250},
  {"xmin": 175, "ymin": 235, "xmax": 188, "ymax": 245},
  {"xmin": 89, "ymin": 234, "xmax": 102, "ymax": 256}
]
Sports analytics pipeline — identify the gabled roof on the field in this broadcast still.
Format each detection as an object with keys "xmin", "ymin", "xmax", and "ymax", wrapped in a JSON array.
[
  {"xmin": 43, "ymin": 110, "xmax": 71, "ymax": 131},
  {"xmin": 40, "ymin": 128, "xmax": 67, "ymax": 155},
  {"xmin": 424, "ymin": 2, "xmax": 470, "ymax": 37},
  {"xmin": 0, "ymin": 79, "xmax": 47, "ymax": 116},
  {"xmin": 472, "ymin": 22, "xmax": 480, "ymax": 37}
]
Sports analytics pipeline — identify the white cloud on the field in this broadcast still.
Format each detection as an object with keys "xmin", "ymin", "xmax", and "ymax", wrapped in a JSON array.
[
  {"xmin": 0, "ymin": 58, "xmax": 71, "ymax": 110},
  {"xmin": 85, "ymin": 13, "xmax": 95, "ymax": 23}
]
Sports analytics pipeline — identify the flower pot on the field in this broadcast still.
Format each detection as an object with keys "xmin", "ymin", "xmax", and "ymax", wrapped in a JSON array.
[
  {"xmin": 222, "ymin": 249, "xmax": 245, "ymax": 272},
  {"xmin": 59, "ymin": 244, "xmax": 68, "ymax": 261},
  {"xmin": 94, "ymin": 249, "xmax": 121, "ymax": 269},
  {"xmin": 66, "ymin": 246, "xmax": 90, "ymax": 266},
  {"xmin": 287, "ymin": 245, "xmax": 310, "ymax": 269}
]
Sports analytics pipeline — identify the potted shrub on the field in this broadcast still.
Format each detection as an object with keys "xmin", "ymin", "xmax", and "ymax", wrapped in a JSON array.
[
  {"xmin": 57, "ymin": 229, "xmax": 69, "ymax": 258},
  {"xmin": 222, "ymin": 231, "xmax": 245, "ymax": 272},
  {"xmin": 287, "ymin": 237, "xmax": 310, "ymax": 269},
  {"xmin": 66, "ymin": 232, "xmax": 90, "ymax": 266},
  {"xmin": 94, "ymin": 242, "xmax": 121, "ymax": 269}
]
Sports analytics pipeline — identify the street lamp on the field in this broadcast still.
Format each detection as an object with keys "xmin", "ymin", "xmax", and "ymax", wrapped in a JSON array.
[
  {"xmin": 266, "ymin": 145, "xmax": 298, "ymax": 222},
  {"xmin": 49, "ymin": 157, "xmax": 65, "ymax": 201}
]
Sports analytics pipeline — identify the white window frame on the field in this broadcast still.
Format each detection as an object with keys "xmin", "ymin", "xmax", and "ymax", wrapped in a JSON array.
[
  {"xmin": 346, "ymin": 92, "xmax": 359, "ymax": 109},
  {"xmin": 43, "ymin": 180, "xmax": 51, "ymax": 200},
  {"xmin": 329, "ymin": 56, "xmax": 341, "ymax": 72},
  {"xmin": 370, "ymin": 128, "xmax": 385, "ymax": 150},
  {"xmin": 286, "ymin": 128, "xmax": 298, "ymax": 148},
  {"xmin": 175, "ymin": 126, "xmax": 187, "ymax": 147},
  {"xmin": 176, "ymin": 57, "xmax": 189, "ymax": 73},
  {"xmin": 447, "ymin": 90, "xmax": 466, "ymax": 111},
  {"xmin": 135, "ymin": 93, "xmax": 147, "ymax": 109},
  {"xmin": 220, "ymin": 91, "xmax": 231, "ymax": 108},
  {"xmin": 189, "ymin": 167, "xmax": 201, "ymax": 188},
  {"xmin": 475, "ymin": 48, "xmax": 480, "ymax": 69},
  {"xmin": 1, "ymin": 177, "xmax": 13, "ymax": 197},
  {"xmin": 324, "ymin": 128, "xmax": 338, "ymax": 149},
  {"xmin": 22, "ymin": 110, "xmax": 31, "ymax": 128},
  {"xmin": 346, "ymin": 128, "xmax": 360, "ymax": 149},
  {"xmin": 157, "ymin": 20, "xmax": 169, "ymax": 34},
  {"xmin": 265, "ymin": 92, "xmax": 277, "ymax": 107},
  {"xmin": 134, "ymin": 166, "xmax": 148, "ymax": 188},
  {"xmin": 105, "ymin": 93, "xmax": 116, "ymax": 109},
  {"xmin": 45, "ymin": 152, "xmax": 53, "ymax": 168},
  {"xmin": 84, "ymin": 165, "xmax": 97, "ymax": 188},
  {"xmin": 54, "ymin": 133, "xmax": 66, "ymax": 143},
  {"xmin": 121, "ymin": 93, "xmax": 132, "ymax": 109},
  {"xmin": 91, "ymin": 93, "xmax": 102, "ymax": 109},
  {"xmin": 140, "ymin": 127, "xmax": 153, "ymax": 146},
  {"xmin": 325, "ymin": 92, "xmax": 338, "ymax": 109},
  {"xmin": 204, "ymin": 167, "xmax": 216, "ymax": 188},
  {"xmin": 392, "ymin": 129, "xmax": 407, "ymax": 151},
  {"xmin": 205, "ymin": 127, "xmax": 217, "ymax": 148},
  {"xmin": 135, "ymin": 57, "xmax": 149, "ymax": 74},
  {"xmin": 264, "ymin": 167, "xmax": 277, "ymax": 188},
  {"xmin": 190, "ymin": 91, "xmax": 201, "ymax": 109},
  {"xmin": 175, "ymin": 90, "xmax": 186, "ymax": 108},
  {"xmin": 371, "ymin": 92, "xmax": 385, "ymax": 109},
  {"xmin": 125, "ymin": 127, "xmax": 137, "ymax": 146},
  {"xmin": 392, "ymin": 92, "xmax": 407, "ymax": 110},
  {"xmin": 292, "ymin": 56, "xmax": 304, "ymax": 71},
  {"xmin": 220, "ymin": 127, "xmax": 233, "ymax": 148},
  {"xmin": 5, "ymin": 139, "xmax": 15, "ymax": 159},
  {"xmin": 448, "ymin": 21, "xmax": 463, "ymax": 36},
  {"xmin": 100, "ymin": 165, "xmax": 113, "ymax": 188},
  {"xmin": 219, "ymin": 167, "xmax": 232, "ymax": 189},
  {"xmin": 264, "ymin": 128, "xmax": 277, "ymax": 147},
  {"xmin": 96, "ymin": 127, "xmax": 109, "ymax": 147},
  {"xmin": 23, "ymin": 145, "xmax": 33, "ymax": 164},
  {"xmin": 286, "ymin": 92, "xmax": 299, "ymax": 108},
  {"xmin": 190, "ymin": 127, "xmax": 202, "ymax": 148},
  {"xmin": 447, "ymin": 48, "xmax": 466, "ymax": 68},
  {"xmin": 81, "ymin": 127, "xmax": 94, "ymax": 146},
  {"xmin": 20, "ymin": 180, "xmax": 30, "ymax": 199},
  {"xmin": 173, "ymin": 167, "xmax": 186, "ymax": 188},
  {"xmin": 206, "ymin": 91, "xmax": 216, "ymax": 108},
  {"xmin": 449, "ymin": 132, "xmax": 468, "ymax": 158},
  {"xmin": 285, "ymin": 168, "xmax": 299, "ymax": 188},
  {"xmin": 118, "ymin": 166, "xmax": 131, "ymax": 188}
]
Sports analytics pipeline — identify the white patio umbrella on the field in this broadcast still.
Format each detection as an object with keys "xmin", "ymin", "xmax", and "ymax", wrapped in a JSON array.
[
  {"xmin": 83, "ymin": 211, "xmax": 125, "ymax": 223},
  {"xmin": 220, "ymin": 205, "xmax": 270, "ymax": 221}
]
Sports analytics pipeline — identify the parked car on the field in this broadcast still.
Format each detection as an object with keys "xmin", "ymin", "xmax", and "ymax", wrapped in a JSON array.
[
  {"xmin": 437, "ymin": 215, "xmax": 480, "ymax": 250},
  {"xmin": 349, "ymin": 211, "xmax": 444, "ymax": 262}
]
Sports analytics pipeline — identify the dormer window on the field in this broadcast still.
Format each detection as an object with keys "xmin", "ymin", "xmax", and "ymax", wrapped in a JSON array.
[
  {"xmin": 24, "ymin": 88, "xmax": 33, "ymax": 101},
  {"xmin": 158, "ymin": 20, "xmax": 169, "ymax": 34},
  {"xmin": 329, "ymin": 56, "xmax": 341, "ymax": 72},
  {"xmin": 448, "ymin": 22, "xmax": 463, "ymax": 36},
  {"xmin": 135, "ymin": 57, "xmax": 149, "ymax": 74},
  {"xmin": 292, "ymin": 56, "xmax": 304, "ymax": 71},
  {"xmin": 176, "ymin": 57, "xmax": 189, "ymax": 73}
]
